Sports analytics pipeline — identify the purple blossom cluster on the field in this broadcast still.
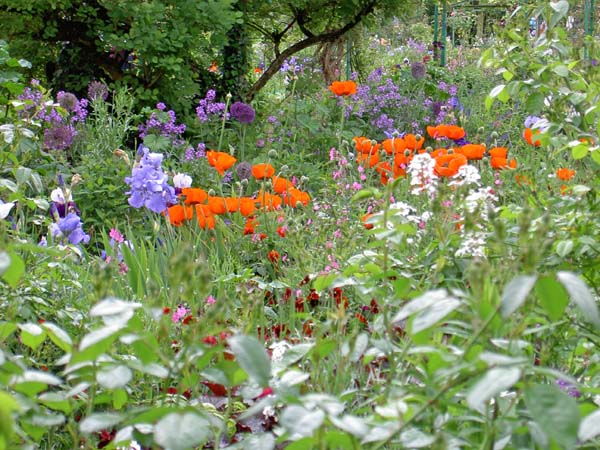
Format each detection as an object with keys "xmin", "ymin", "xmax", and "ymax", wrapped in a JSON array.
[
  {"xmin": 18, "ymin": 81, "xmax": 88, "ymax": 150},
  {"xmin": 195, "ymin": 89, "xmax": 228, "ymax": 123},
  {"xmin": 87, "ymin": 81, "xmax": 109, "ymax": 102},
  {"xmin": 125, "ymin": 146, "xmax": 177, "ymax": 214},
  {"xmin": 184, "ymin": 142, "xmax": 207, "ymax": 161},
  {"xmin": 347, "ymin": 66, "xmax": 460, "ymax": 135},
  {"xmin": 138, "ymin": 103, "xmax": 186, "ymax": 147}
]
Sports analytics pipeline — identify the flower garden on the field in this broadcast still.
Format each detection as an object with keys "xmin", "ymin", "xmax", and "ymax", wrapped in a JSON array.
[{"xmin": 1, "ymin": 1, "xmax": 600, "ymax": 449}]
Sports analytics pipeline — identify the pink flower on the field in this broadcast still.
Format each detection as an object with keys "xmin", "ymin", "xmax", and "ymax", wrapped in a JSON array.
[
  {"xmin": 205, "ymin": 295, "xmax": 216, "ymax": 305},
  {"xmin": 171, "ymin": 305, "xmax": 190, "ymax": 323},
  {"xmin": 109, "ymin": 228, "xmax": 125, "ymax": 244}
]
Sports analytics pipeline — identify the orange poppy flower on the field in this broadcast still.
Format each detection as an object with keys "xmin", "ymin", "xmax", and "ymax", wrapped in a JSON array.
[
  {"xmin": 457, "ymin": 144, "xmax": 486, "ymax": 160},
  {"xmin": 256, "ymin": 191, "xmax": 282, "ymax": 211},
  {"xmin": 238, "ymin": 197, "xmax": 256, "ymax": 217},
  {"xmin": 491, "ymin": 157, "xmax": 516, "ymax": 170},
  {"xmin": 329, "ymin": 80, "xmax": 357, "ymax": 96},
  {"xmin": 209, "ymin": 61, "xmax": 218, "ymax": 73},
  {"xmin": 353, "ymin": 136, "xmax": 381, "ymax": 154},
  {"xmin": 283, "ymin": 188, "xmax": 310, "ymax": 207},
  {"xmin": 181, "ymin": 188, "xmax": 208, "ymax": 205},
  {"xmin": 356, "ymin": 151, "xmax": 379, "ymax": 168},
  {"xmin": 427, "ymin": 124, "xmax": 465, "ymax": 140},
  {"xmin": 206, "ymin": 151, "xmax": 237, "ymax": 175},
  {"xmin": 489, "ymin": 147, "xmax": 508, "ymax": 158},
  {"xmin": 523, "ymin": 128, "xmax": 541, "ymax": 146},
  {"xmin": 243, "ymin": 217, "xmax": 258, "ymax": 235},
  {"xmin": 168, "ymin": 204, "xmax": 193, "ymax": 226},
  {"xmin": 271, "ymin": 176, "xmax": 294, "ymax": 194},
  {"xmin": 361, "ymin": 213, "xmax": 375, "ymax": 229},
  {"xmin": 430, "ymin": 148, "xmax": 448, "ymax": 158},
  {"xmin": 393, "ymin": 152, "xmax": 412, "ymax": 177},
  {"xmin": 382, "ymin": 137, "xmax": 407, "ymax": 155},
  {"xmin": 268, "ymin": 249, "xmax": 280, "ymax": 263},
  {"xmin": 404, "ymin": 133, "xmax": 425, "ymax": 150},
  {"xmin": 207, "ymin": 196, "xmax": 227, "ymax": 215},
  {"xmin": 225, "ymin": 197, "xmax": 240, "ymax": 213},
  {"xmin": 254, "ymin": 67, "xmax": 263, "ymax": 74},
  {"xmin": 375, "ymin": 161, "xmax": 392, "ymax": 185},
  {"xmin": 195, "ymin": 204, "xmax": 215, "ymax": 229},
  {"xmin": 435, "ymin": 153, "xmax": 467, "ymax": 177},
  {"xmin": 556, "ymin": 168, "xmax": 575, "ymax": 181},
  {"xmin": 252, "ymin": 163, "xmax": 275, "ymax": 179}
]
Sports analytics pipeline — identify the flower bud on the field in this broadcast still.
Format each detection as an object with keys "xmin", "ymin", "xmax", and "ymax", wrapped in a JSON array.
[
  {"xmin": 208, "ymin": 189, "xmax": 216, "ymax": 196},
  {"xmin": 425, "ymin": 146, "xmax": 433, "ymax": 153},
  {"xmin": 71, "ymin": 174, "xmax": 83, "ymax": 186},
  {"xmin": 490, "ymin": 131, "xmax": 499, "ymax": 139},
  {"xmin": 415, "ymin": 134, "xmax": 422, "ymax": 141},
  {"xmin": 300, "ymin": 176, "xmax": 309, "ymax": 184},
  {"xmin": 268, "ymin": 149, "xmax": 278, "ymax": 159},
  {"xmin": 279, "ymin": 164, "xmax": 289, "ymax": 173}
]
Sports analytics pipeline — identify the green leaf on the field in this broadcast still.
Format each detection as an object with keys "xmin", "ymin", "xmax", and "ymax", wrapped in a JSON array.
[
  {"xmin": 410, "ymin": 296, "xmax": 461, "ymax": 334},
  {"xmin": 572, "ymin": 143, "xmax": 589, "ymax": 160},
  {"xmin": 579, "ymin": 409, "xmax": 600, "ymax": 442},
  {"xmin": 552, "ymin": 65, "xmax": 569, "ymax": 77},
  {"xmin": 280, "ymin": 405, "xmax": 325, "ymax": 439},
  {"xmin": 228, "ymin": 335, "xmax": 271, "ymax": 387},
  {"xmin": 15, "ymin": 167, "xmax": 31, "ymax": 185},
  {"xmin": 42, "ymin": 322, "xmax": 73, "ymax": 352},
  {"xmin": 500, "ymin": 275, "xmax": 537, "ymax": 318},
  {"xmin": 0, "ymin": 252, "xmax": 9, "ymax": 275},
  {"xmin": 489, "ymin": 84, "xmax": 506, "ymax": 98},
  {"xmin": 467, "ymin": 367, "xmax": 521, "ymax": 413},
  {"xmin": 525, "ymin": 92, "xmax": 545, "ymax": 115},
  {"xmin": 112, "ymin": 389, "xmax": 128, "ymax": 409},
  {"xmin": 484, "ymin": 95, "xmax": 494, "ymax": 111},
  {"xmin": 2, "ymin": 252, "xmax": 24, "ymax": 287},
  {"xmin": 536, "ymin": 277, "xmax": 569, "ymax": 321},
  {"xmin": 97, "ymin": 365, "xmax": 133, "ymax": 389},
  {"xmin": 19, "ymin": 323, "xmax": 46, "ymax": 350},
  {"xmin": 556, "ymin": 240, "xmax": 574, "ymax": 257},
  {"xmin": 0, "ymin": 322, "xmax": 17, "ymax": 340},
  {"xmin": 591, "ymin": 149, "xmax": 600, "ymax": 165},
  {"xmin": 525, "ymin": 384, "xmax": 579, "ymax": 449},
  {"xmin": 549, "ymin": 0, "xmax": 569, "ymax": 27},
  {"xmin": 38, "ymin": 392, "xmax": 72, "ymax": 414},
  {"xmin": 557, "ymin": 271, "xmax": 600, "ymax": 327},
  {"xmin": 80, "ymin": 413, "xmax": 124, "ymax": 434},
  {"xmin": 154, "ymin": 413, "xmax": 212, "ymax": 450}
]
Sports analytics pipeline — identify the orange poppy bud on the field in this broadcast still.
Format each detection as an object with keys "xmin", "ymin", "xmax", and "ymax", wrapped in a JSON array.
[
  {"xmin": 329, "ymin": 80, "xmax": 357, "ymax": 96},
  {"xmin": 252, "ymin": 163, "xmax": 275, "ymax": 179}
]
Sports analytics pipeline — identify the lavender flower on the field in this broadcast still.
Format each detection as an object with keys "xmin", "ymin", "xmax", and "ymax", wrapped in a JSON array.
[
  {"xmin": 230, "ymin": 101, "xmax": 256, "ymax": 124},
  {"xmin": 556, "ymin": 379, "xmax": 581, "ymax": 398},
  {"xmin": 138, "ymin": 106, "xmax": 186, "ymax": 147},
  {"xmin": 196, "ymin": 90, "xmax": 227, "ymax": 123},
  {"xmin": 125, "ymin": 146, "xmax": 176, "ymax": 214}
]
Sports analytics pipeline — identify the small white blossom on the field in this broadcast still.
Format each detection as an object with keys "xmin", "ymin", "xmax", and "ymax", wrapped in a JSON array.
[
  {"xmin": 455, "ymin": 232, "xmax": 487, "ymax": 259},
  {"xmin": 270, "ymin": 340, "xmax": 291, "ymax": 362},
  {"xmin": 407, "ymin": 153, "xmax": 438, "ymax": 197},
  {"xmin": 173, "ymin": 173, "xmax": 192, "ymax": 189},
  {"xmin": 449, "ymin": 165, "xmax": 481, "ymax": 187},
  {"xmin": 50, "ymin": 187, "xmax": 71, "ymax": 203}
]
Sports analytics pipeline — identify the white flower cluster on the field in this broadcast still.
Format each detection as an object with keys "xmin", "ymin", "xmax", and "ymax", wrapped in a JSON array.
[
  {"xmin": 455, "ymin": 231, "xmax": 487, "ymax": 259},
  {"xmin": 407, "ymin": 153, "xmax": 438, "ymax": 197},
  {"xmin": 449, "ymin": 164, "xmax": 481, "ymax": 188}
]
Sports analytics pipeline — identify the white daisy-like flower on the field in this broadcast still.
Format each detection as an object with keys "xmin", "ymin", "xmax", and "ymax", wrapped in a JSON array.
[{"xmin": 172, "ymin": 173, "xmax": 192, "ymax": 189}]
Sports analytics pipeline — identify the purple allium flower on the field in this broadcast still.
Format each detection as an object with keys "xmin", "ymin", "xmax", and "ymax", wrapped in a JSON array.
[
  {"xmin": 230, "ymin": 101, "xmax": 256, "ymax": 124},
  {"xmin": 124, "ymin": 146, "xmax": 176, "ymax": 214},
  {"xmin": 43, "ymin": 124, "xmax": 76, "ymax": 150},
  {"xmin": 57, "ymin": 92, "xmax": 78, "ymax": 112},
  {"xmin": 411, "ymin": 62, "xmax": 427, "ymax": 79},
  {"xmin": 50, "ymin": 212, "xmax": 90, "ymax": 245},
  {"xmin": 87, "ymin": 81, "xmax": 109, "ymax": 101},
  {"xmin": 236, "ymin": 161, "xmax": 253, "ymax": 180}
]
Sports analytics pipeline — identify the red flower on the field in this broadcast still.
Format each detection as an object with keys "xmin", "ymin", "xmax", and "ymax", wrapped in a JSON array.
[{"xmin": 268, "ymin": 250, "xmax": 280, "ymax": 263}]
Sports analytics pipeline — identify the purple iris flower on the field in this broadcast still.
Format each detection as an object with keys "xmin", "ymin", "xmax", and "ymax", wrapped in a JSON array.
[
  {"xmin": 125, "ymin": 147, "xmax": 176, "ymax": 214},
  {"xmin": 51, "ymin": 213, "xmax": 90, "ymax": 245}
]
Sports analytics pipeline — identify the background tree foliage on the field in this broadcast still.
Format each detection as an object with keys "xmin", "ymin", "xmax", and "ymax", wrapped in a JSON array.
[{"xmin": 0, "ymin": 0, "xmax": 407, "ymax": 108}]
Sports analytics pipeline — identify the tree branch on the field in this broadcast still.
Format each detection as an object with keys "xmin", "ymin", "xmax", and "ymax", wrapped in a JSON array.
[{"xmin": 246, "ymin": 0, "xmax": 378, "ymax": 101}]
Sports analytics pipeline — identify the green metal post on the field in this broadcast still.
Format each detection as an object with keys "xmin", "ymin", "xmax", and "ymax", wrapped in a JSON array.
[
  {"xmin": 441, "ymin": 0, "xmax": 447, "ymax": 67},
  {"xmin": 584, "ymin": 0, "xmax": 590, "ymax": 60}
]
